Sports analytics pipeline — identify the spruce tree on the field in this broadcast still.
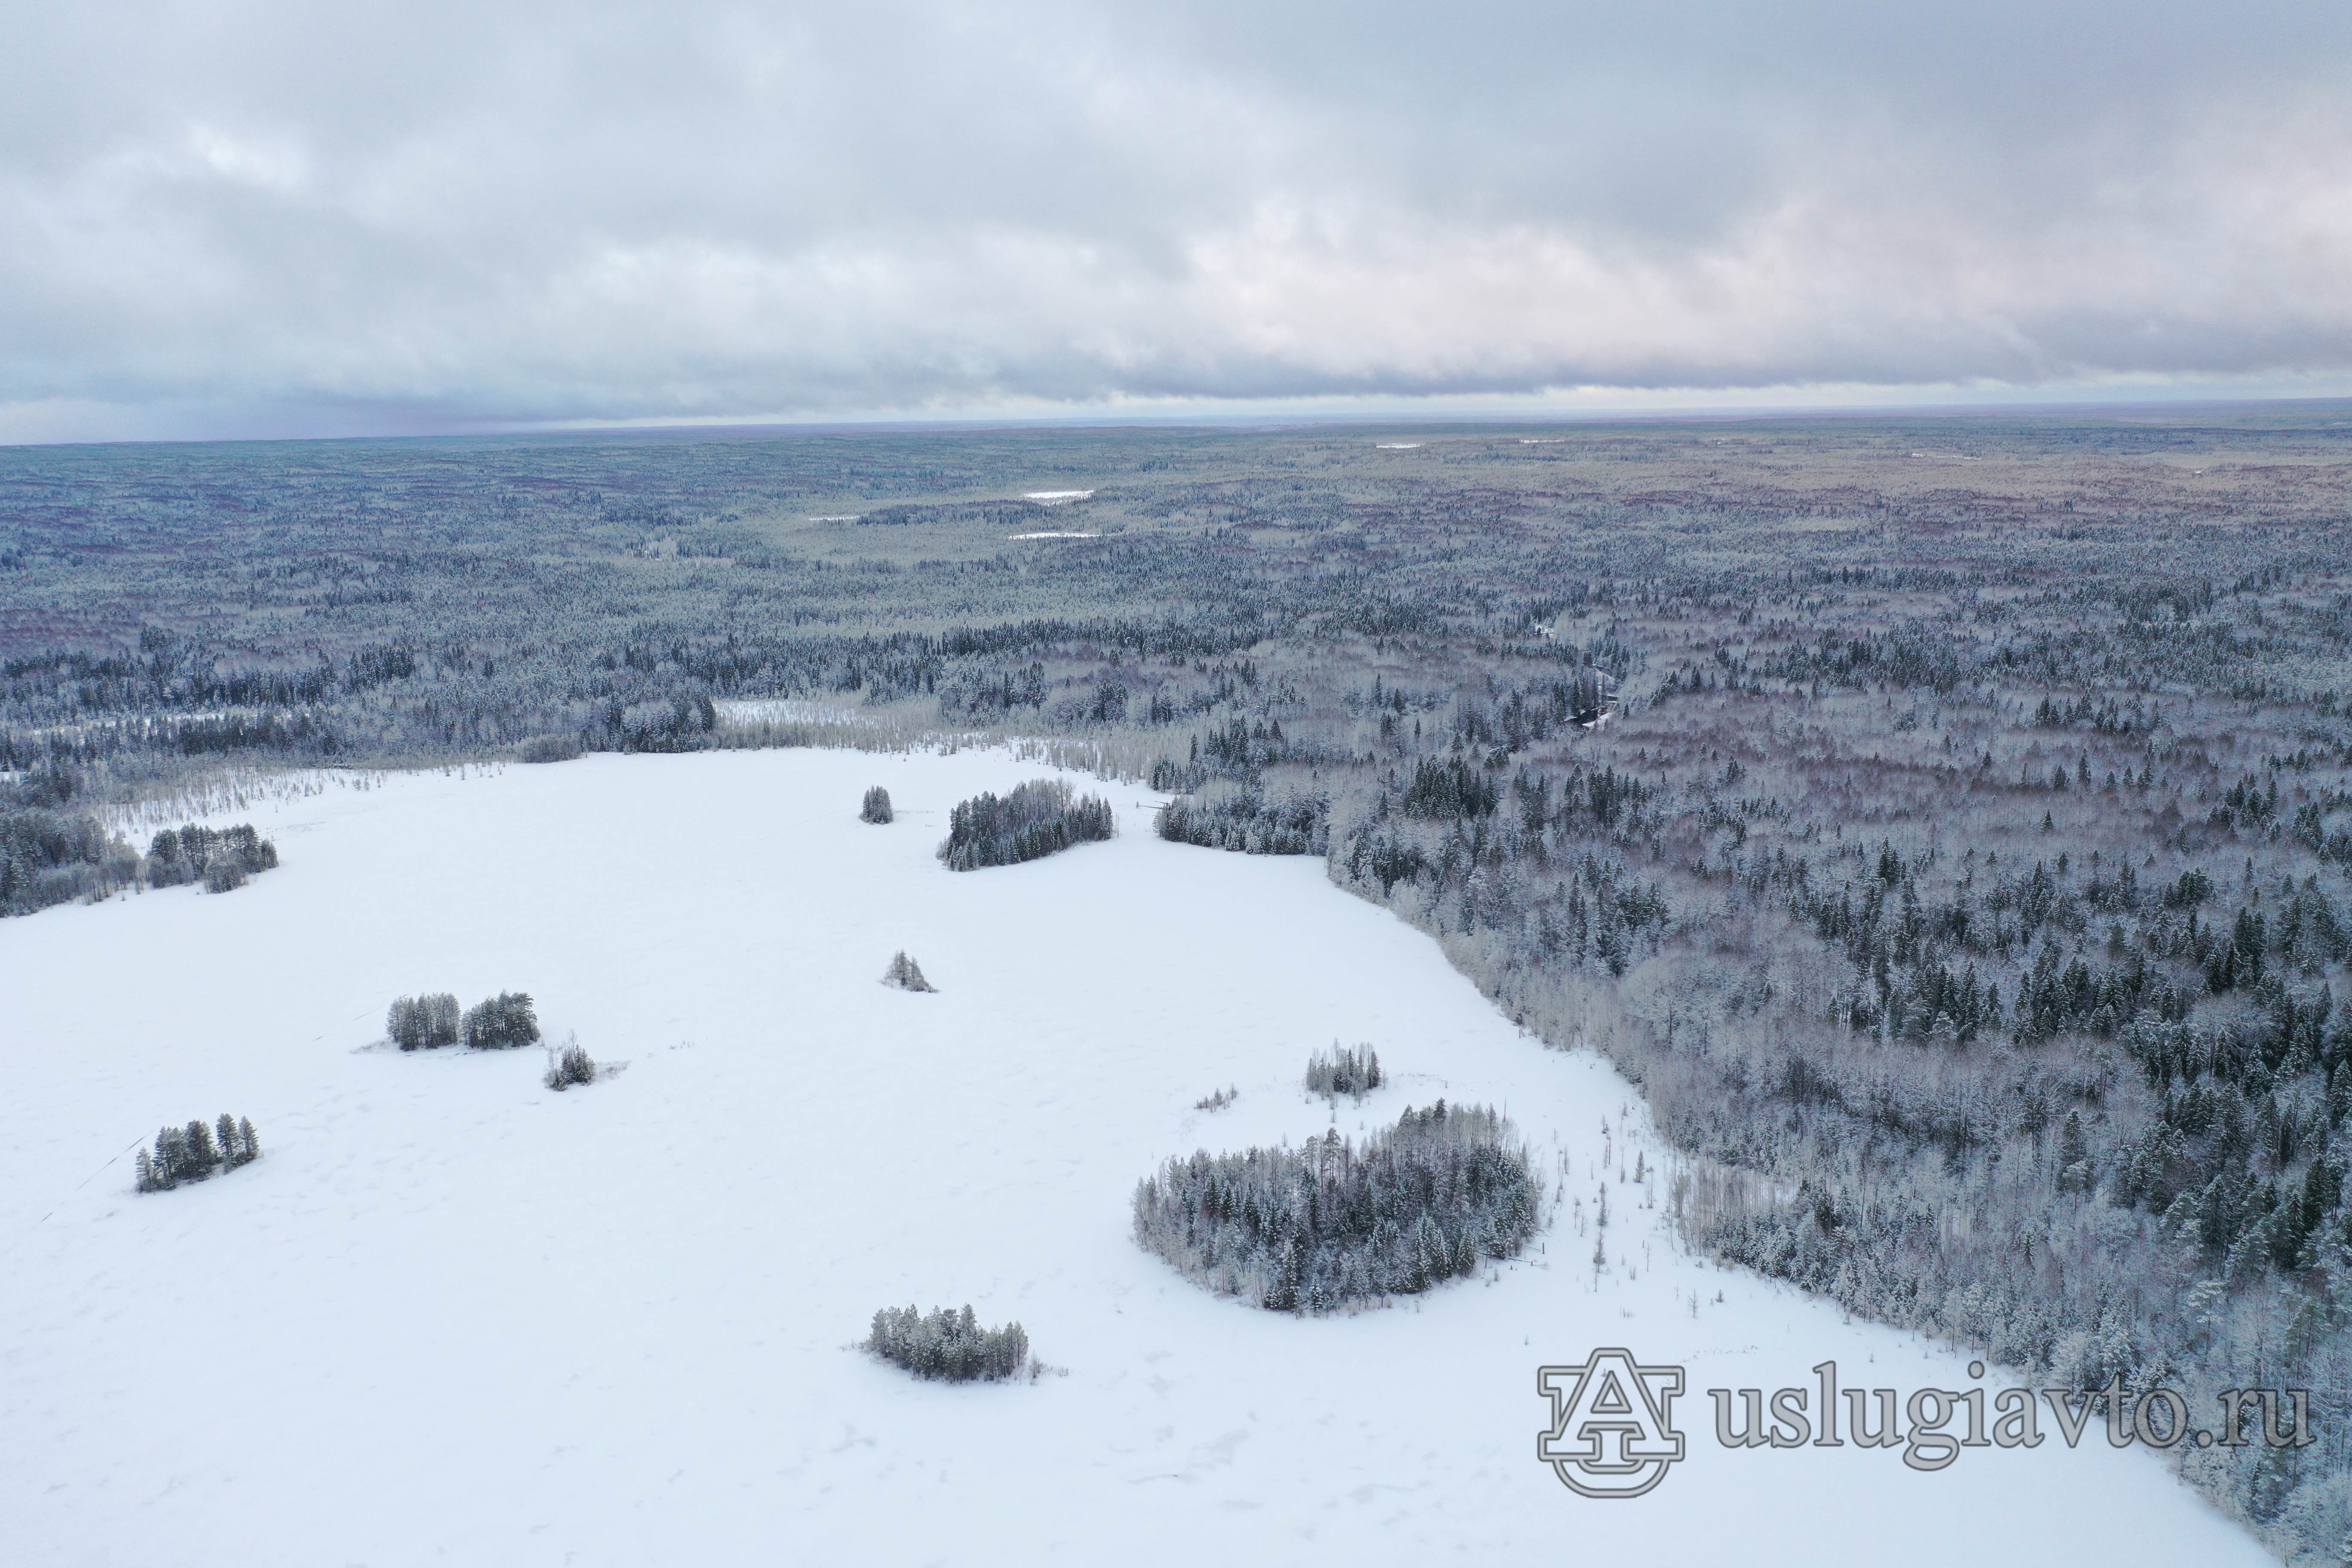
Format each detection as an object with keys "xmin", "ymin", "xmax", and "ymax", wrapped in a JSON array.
[{"xmin": 184, "ymin": 1118, "xmax": 218, "ymax": 1176}]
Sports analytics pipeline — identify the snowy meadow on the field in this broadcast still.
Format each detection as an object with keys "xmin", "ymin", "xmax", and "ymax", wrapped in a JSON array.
[{"xmin": 0, "ymin": 749, "xmax": 2274, "ymax": 1565}]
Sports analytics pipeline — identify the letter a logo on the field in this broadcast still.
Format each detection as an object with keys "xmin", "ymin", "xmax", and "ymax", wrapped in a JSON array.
[{"xmin": 1537, "ymin": 1348, "xmax": 1686, "ymax": 1497}]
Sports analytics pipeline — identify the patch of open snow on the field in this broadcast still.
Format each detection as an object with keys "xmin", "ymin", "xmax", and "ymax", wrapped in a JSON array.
[
  {"xmin": 805, "ymin": 514, "xmax": 862, "ymax": 522},
  {"xmin": 1006, "ymin": 530, "xmax": 1101, "ymax": 540},
  {"xmin": 1375, "ymin": 442, "xmax": 1423, "ymax": 450},
  {"xmin": 0, "ymin": 750, "xmax": 2271, "ymax": 1567},
  {"xmin": 1520, "ymin": 438, "xmax": 1566, "ymax": 445},
  {"xmin": 1021, "ymin": 490, "xmax": 1095, "ymax": 504}
]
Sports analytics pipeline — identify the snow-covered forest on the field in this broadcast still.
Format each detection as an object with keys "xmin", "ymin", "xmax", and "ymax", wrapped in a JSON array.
[{"xmin": 5, "ymin": 413, "xmax": 2352, "ymax": 1558}]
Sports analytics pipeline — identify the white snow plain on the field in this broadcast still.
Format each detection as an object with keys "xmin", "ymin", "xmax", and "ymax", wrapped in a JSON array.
[{"xmin": 0, "ymin": 749, "xmax": 2271, "ymax": 1567}]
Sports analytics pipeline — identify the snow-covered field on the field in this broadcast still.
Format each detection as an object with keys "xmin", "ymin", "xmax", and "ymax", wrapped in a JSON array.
[{"xmin": 0, "ymin": 750, "xmax": 2270, "ymax": 1566}]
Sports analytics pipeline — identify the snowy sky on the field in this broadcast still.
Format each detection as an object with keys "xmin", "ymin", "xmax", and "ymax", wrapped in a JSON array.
[{"xmin": 6, "ymin": 0, "xmax": 2352, "ymax": 441}]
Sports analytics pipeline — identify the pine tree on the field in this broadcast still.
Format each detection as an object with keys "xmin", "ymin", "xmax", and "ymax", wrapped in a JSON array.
[
  {"xmin": 217, "ymin": 1114, "xmax": 239, "ymax": 1164},
  {"xmin": 184, "ymin": 1118, "xmax": 218, "ymax": 1176},
  {"xmin": 237, "ymin": 1117, "xmax": 259, "ymax": 1165},
  {"xmin": 134, "ymin": 1148, "xmax": 159, "ymax": 1193}
]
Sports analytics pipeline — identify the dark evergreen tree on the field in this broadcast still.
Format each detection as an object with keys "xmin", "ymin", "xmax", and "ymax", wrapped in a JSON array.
[{"xmin": 861, "ymin": 786, "xmax": 894, "ymax": 824}]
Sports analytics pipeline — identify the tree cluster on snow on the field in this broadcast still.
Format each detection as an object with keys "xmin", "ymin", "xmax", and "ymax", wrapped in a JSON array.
[
  {"xmin": 135, "ymin": 1115, "xmax": 260, "ymax": 1192},
  {"xmin": 881, "ymin": 951, "xmax": 935, "ymax": 992},
  {"xmin": 938, "ymin": 778, "xmax": 1112, "ymax": 871},
  {"xmin": 1304, "ymin": 1043, "xmax": 1383, "ymax": 1100},
  {"xmin": 386, "ymin": 992, "xmax": 462, "ymax": 1050},
  {"xmin": 860, "ymin": 785, "xmax": 894, "ymax": 824},
  {"xmin": 387, "ymin": 990, "xmax": 539, "ymax": 1050},
  {"xmin": 545, "ymin": 1037, "xmax": 598, "ymax": 1090},
  {"xmin": 864, "ymin": 1304, "xmax": 1030, "ymax": 1382},
  {"xmin": 463, "ymin": 992, "xmax": 541, "ymax": 1049},
  {"xmin": 1133, "ymin": 1101, "xmax": 1541, "ymax": 1312},
  {"xmin": 145, "ymin": 823, "xmax": 277, "ymax": 892}
]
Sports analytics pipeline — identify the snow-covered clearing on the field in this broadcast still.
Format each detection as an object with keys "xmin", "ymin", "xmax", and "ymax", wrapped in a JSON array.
[
  {"xmin": 1006, "ymin": 530, "xmax": 1101, "ymax": 540},
  {"xmin": 0, "ymin": 750, "xmax": 2269, "ymax": 1566},
  {"xmin": 1020, "ymin": 490, "xmax": 1094, "ymax": 504}
]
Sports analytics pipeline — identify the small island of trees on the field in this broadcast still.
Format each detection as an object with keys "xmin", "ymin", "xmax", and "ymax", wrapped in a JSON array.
[
  {"xmin": 1133, "ymin": 1100, "xmax": 1541, "ymax": 1312},
  {"xmin": 939, "ymin": 778, "xmax": 1113, "ymax": 871}
]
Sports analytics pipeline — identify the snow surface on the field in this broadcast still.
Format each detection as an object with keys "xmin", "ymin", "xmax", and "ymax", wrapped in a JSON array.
[{"xmin": 0, "ymin": 749, "xmax": 2272, "ymax": 1567}]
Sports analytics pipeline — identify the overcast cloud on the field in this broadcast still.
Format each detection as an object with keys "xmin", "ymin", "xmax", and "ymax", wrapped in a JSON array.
[{"xmin": 3, "ymin": 0, "xmax": 2351, "ymax": 440}]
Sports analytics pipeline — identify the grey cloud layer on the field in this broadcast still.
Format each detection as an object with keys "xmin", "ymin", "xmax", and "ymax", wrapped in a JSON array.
[{"xmin": 4, "ymin": 0, "xmax": 2350, "ymax": 435}]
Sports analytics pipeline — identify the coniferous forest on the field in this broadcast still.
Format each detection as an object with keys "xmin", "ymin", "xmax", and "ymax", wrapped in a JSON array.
[
  {"xmin": 9, "ymin": 411, "xmax": 2352, "ymax": 1553},
  {"xmin": 1133, "ymin": 1101, "xmax": 1541, "ymax": 1311},
  {"xmin": 937, "ymin": 778, "xmax": 1114, "ymax": 870}
]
